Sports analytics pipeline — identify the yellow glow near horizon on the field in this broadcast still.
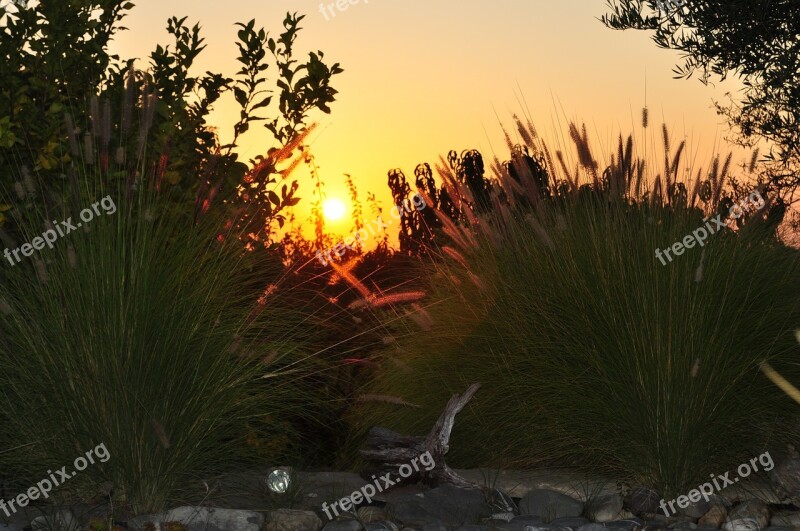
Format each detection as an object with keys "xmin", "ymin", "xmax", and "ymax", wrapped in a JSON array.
[
  {"xmin": 323, "ymin": 198, "xmax": 346, "ymax": 221},
  {"xmin": 108, "ymin": 0, "xmax": 751, "ymax": 244}
]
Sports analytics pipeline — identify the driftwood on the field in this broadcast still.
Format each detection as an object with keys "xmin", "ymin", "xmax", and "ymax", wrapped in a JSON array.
[{"xmin": 359, "ymin": 383, "xmax": 481, "ymax": 488}]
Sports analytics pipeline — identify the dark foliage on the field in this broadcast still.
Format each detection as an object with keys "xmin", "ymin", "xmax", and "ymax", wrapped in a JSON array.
[{"xmin": 602, "ymin": 0, "xmax": 800, "ymax": 190}]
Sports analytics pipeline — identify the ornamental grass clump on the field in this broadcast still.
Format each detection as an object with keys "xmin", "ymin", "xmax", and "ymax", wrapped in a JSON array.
[
  {"xmin": 0, "ymin": 4, "xmax": 349, "ymax": 515},
  {"xmin": 0, "ymin": 157, "xmax": 314, "ymax": 514},
  {"xmin": 349, "ymin": 117, "xmax": 800, "ymax": 497}
]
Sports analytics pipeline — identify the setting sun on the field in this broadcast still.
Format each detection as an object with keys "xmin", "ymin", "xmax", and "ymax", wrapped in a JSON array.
[{"xmin": 323, "ymin": 198, "xmax": 346, "ymax": 221}]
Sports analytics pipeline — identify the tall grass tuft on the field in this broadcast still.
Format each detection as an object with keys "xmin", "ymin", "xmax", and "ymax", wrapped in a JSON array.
[
  {"xmin": 348, "ymin": 120, "xmax": 800, "ymax": 497},
  {"xmin": 0, "ymin": 165, "xmax": 310, "ymax": 513}
]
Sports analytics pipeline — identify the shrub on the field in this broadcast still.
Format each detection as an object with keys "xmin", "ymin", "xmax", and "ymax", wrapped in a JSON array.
[
  {"xmin": 0, "ymin": 4, "xmax": 348, "ymax": 509},
  {"xmin": 0, "ymin": 2, "xmax": 342, "ymax": 238},
  {"xmin": 349, "ymin": 120, "xmax": 800, "ymax": 497},
  {"xmin": 0, "ymin": 163, "xmax": 311, "ymax": 513}
]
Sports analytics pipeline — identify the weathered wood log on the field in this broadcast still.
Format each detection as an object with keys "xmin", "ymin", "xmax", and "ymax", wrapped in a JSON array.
[{"xmin": 359, "ymin": 383, "xmax": 481, "ymax": 489}]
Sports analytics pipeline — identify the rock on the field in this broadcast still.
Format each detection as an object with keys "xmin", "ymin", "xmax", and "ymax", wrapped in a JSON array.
[
  {"xmin": 322, "ymin": 520, "xmax": 363, "ymax": 531},
  {"xmin": 511, "ymin": 515, "xmax": 546, "ymax": 526},
  {"xmin": 768, "ymin": 512, "xmax": 800, "ymax": 527},
  {"xmin": 491, "ymin": 512, "xmax": 516, "ymax": 522},
  {"xmin": 667, "ymin": 523, "xmax": 696, "ymax": 530},
  {"xmin": 452, "ymin": 469, "xmax": 618, "ymax": 500},
  {"xmin": 723, "ymin": 500, "xmax": 770, "ymax": 531},
  {"xmin": 769, "ymin": 449, "xmax": 800, "ymax": 502},
  {"xmin": 487, "ymin": 488, "xmax": 518, "ymax": 514},
  {"xmin": 364, "ymin": 522, "xmax": 400, "ymax": 531},
  {"xmin": 421, "ymin": 525, "xmax": 448, "ymax": 531},
  {"xmin": 488, "ymin": 515, "xmax": 546, "ymax": 531},
  {"xmin": 683, "ymin": 504, "xmax": 712, "ymax": 520},
  {"xmin": 386, "ymin": 485, "xmax": 492, "ymax": 527},
  {"xmin": 722, "ymin": 521, "xmax": 761, "ymax": 531},
  {"xmin": 30, "ymin": 510, "xmax": 79, "ymax": 531},
  {"xmin": 0, "ymin": 525, "xmax": 23, "ymax": 531},
  {"xmin": 649, "ymin": 515, "xmax": 696, "ymax": 526},
  {"xmin": 128, "ymin": 507, "xmax": 265, "ymax": 531},
  {"xmin": 699, "ymin": 506, "xmax": 727, "ymax": 528},
  {"xmin": 519, "ymin": 489, "xmax": 584, "ymax": 522},
  {"xmin": 454, "ymin": 526, "xmax": 492, "ymax": 531},
  {"xmin": 322, "ymin": 520, "xmax": 364, "ymax": 531},
  {"xmin": 586, "ymin": 495, "xmax": 623, "ymax": 522},
  {"xmin": 357, "ymin": 508, "xmax": 389, "ymax": 524},
  {"xmin": 604, "ymin": 518, "xmax": 645, "ymax": 529},
  {"xmin": 655, "ymin": 495, "xmax": 722, "ymax": 520},
  {"xmin": 263, "ymin": 508, "xmax": 320, "ymax": 531},
  {"xmin": 677, "ymin": 499, "xmax": 714, "ymax": 520},
  {"xmin": 625, "ymin": 487, "xmax": 662, "ymax": 515},
  {"xmin": 298, "ymin": 471, "xmax": 371, "ymax": 504},
  {"xmin": 551, "ymin": 516, "xmax": 590, "ymax": 527},
  {"xmin": 578, "ymin": 524, "xmax": 606, "ymax": 531},
  {"xmin": 483, "ymin": 519, "xmax": 515, "ymax": 529}
]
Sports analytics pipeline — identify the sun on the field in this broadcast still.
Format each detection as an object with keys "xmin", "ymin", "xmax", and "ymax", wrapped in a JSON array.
[{"xmin": 323, "ymin": 198, "xmax": 346, "ymax": 221}]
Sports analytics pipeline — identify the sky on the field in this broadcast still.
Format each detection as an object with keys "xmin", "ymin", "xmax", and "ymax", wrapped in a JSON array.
[{"xmin": 110, "ymin": 0, "xmax": 747, "ymax": 238}]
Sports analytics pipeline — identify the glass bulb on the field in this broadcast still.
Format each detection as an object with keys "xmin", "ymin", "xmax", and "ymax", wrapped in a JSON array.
[{"xmin": 266, "ymin": 468, "xmax": 292, "ymax": 494}]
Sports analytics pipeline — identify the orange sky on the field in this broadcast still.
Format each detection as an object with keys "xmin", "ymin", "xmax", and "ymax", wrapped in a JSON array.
[{"xmin": 111, "ymin": 0, "xmax": 748, "ymax": 239}]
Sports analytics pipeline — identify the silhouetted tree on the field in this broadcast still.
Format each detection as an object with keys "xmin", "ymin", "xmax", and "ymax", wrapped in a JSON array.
[
  {"xmin": 414, "ymin": 163, "xmax": 442, "ymax": 234},
  {"xmin": 0, "ymin": 4, "xmax": 342, "ymax": 243},
  {"xmin": 602, "ymin": 0, "xmax": 800, "ymax": 190},
  {"xmin": 448, "ymin": 149, "xmax": 493, "ymax": 213},
  {"xmin": 506, "ymin": 144, "xmax": 550, "ymax": 207},
  {"xmin": 388, "ymin": 169, "xmax": 424, "ymax": 255}
]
